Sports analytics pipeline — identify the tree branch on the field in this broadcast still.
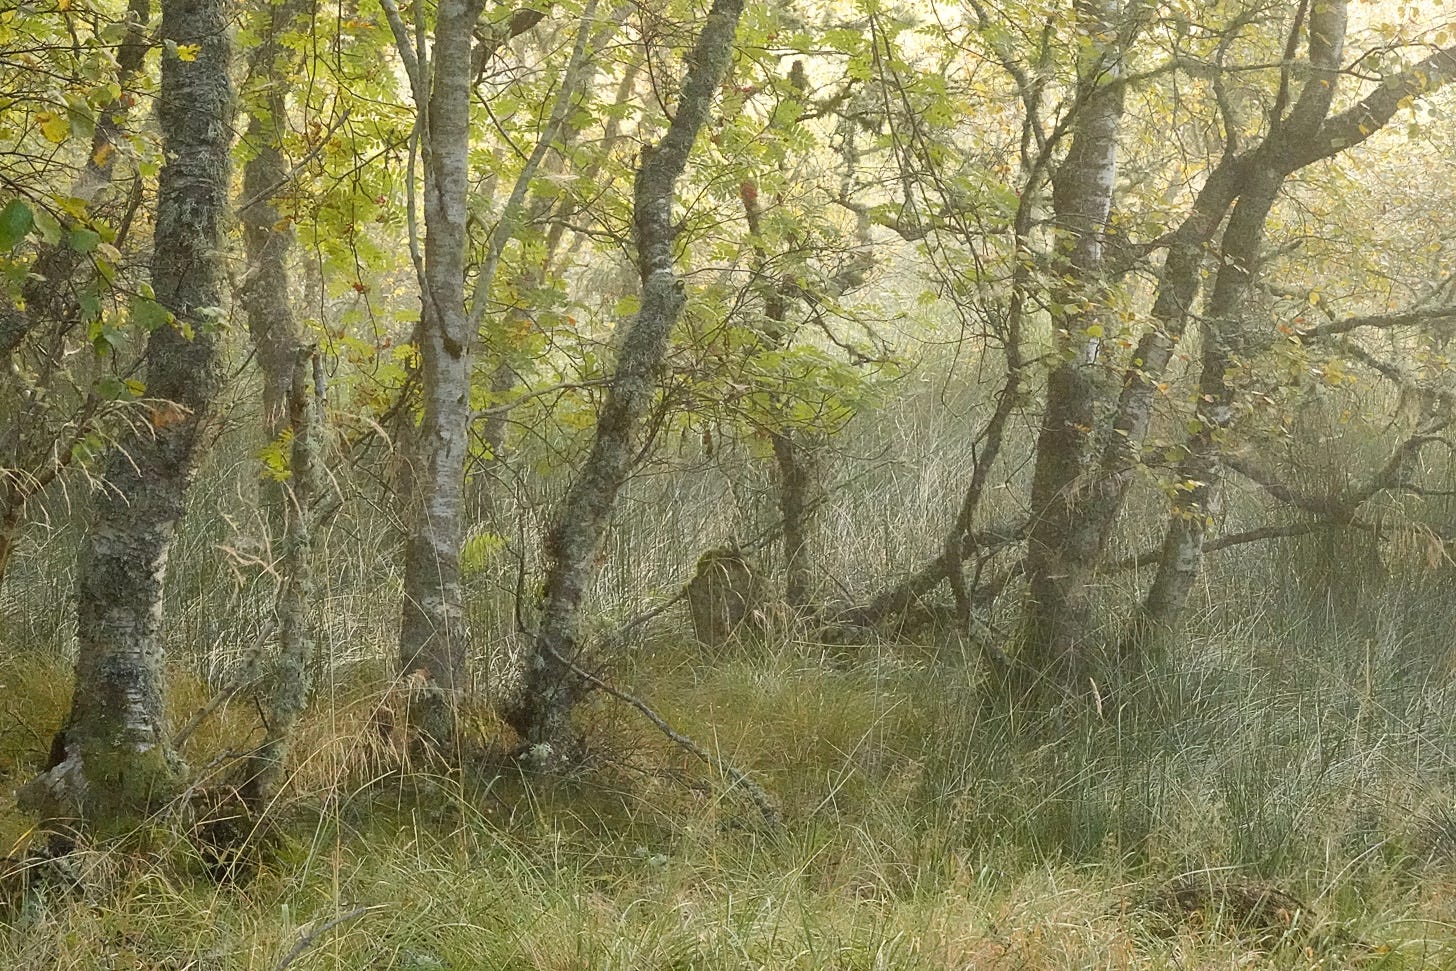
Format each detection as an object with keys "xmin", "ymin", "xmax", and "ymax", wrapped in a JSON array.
[{"xmin": 1295, "ymin": 41, "xmax": 1456, "ymax": 167}]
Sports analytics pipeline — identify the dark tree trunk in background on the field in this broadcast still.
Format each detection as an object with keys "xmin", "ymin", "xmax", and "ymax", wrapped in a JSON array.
[
  {"xmin": 772, "ymin": 427, "xmax": 819, "ymax": 610},
  {"xmin": 239, "ymin": 351, "xmax": 324, "ymax": 807},
  {"xmin": 738, "ymin": 173, "xmax": 823, "ymax": 613},
  {"xmin": 503, "ymin": 0, "xmax": 746, "ymax": 762},
  {"xmin": 1139, "ymin": 1, "xmax": 1349, "ymax": 640},
  {"xmin": 237, "ymin": 0, "xmax": 311, "ymax": 530},
  {"xmin": 20, "ymin": 0, "xmax": 233, "ymax": 832}
]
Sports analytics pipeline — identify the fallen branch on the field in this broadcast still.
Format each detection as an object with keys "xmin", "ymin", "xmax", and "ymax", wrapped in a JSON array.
[
  {"xmin": 832, "ymin": 521, "xmax": 1024, "ymax": 629},
  {"xmin": 275, "ymin": 905, "xmax": 388, "ymax": 971},
  {"xmin": 539, "ymin": 643, "xmax": 782, "ymax": 828},
  {"xmin": 1103, "ymin": 521, "xmax": 1338, "ymax": 573},
  {"xmin": 1296, "ymin": 305, "xmax": 1456, "ymax": 340}
]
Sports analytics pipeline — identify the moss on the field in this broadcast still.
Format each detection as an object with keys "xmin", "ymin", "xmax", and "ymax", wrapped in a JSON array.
[{"xmin": 78, "ymin": 739, "xmax": 186, "ymax": 838}]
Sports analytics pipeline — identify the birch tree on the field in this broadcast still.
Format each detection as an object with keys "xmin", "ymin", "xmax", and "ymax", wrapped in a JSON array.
[
  {"xmin": 1138, "ymin": 3, "xmax": 1456, "ymax": 640},
  {"xmin": 1020, "ymin": 0, "xmax": 1134, "ymax": 686},
  {"xmin": 504, "ymin": 0, "xmax": 747, "ymax": 761},
  {"xmin": 382, "ymin": 0, "xmax": 540, "ymax": 746}
]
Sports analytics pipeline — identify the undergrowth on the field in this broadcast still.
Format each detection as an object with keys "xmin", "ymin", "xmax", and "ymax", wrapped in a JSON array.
[{"xmin": 1, "ymin": 607, "xmax": 1455, "ymax": 969}]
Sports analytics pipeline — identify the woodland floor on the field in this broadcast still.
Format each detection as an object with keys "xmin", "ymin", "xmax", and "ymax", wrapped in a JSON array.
[{"xmin": 1, "ymin": 620, "xmax": 1455, "ymax": 970}]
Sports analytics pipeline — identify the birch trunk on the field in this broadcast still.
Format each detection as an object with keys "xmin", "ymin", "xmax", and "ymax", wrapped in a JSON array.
[
  {"xmin": 397, "ymin": 0, "xmax": 483, "ymax": 746},
  {"xmin": 503, "ymin": 0, "xmax": 746, "ymax": 760},
  {"xmin": 1139, "ymin": 1, "xmax": 1350, "ymax": 639},
  {"xmin": 20, "ymin": 0, "xmax": 232, "ymax": 832},
  {"xmin": 1020, "ymin": 0, "xmax": 1128, "ymax": 684}
]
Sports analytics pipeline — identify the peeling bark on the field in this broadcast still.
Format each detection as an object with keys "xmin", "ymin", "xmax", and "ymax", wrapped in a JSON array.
[
  {"xmin": 397, "ymin": 0, "xmax": 482, "ymax": 747},
  {"xmin": 21, "ymin": 0, "xmax": 232, "ymax": 832},
  {"xmin": 503, "ymin": 0, "xmax": 746, "ymax": 760}
]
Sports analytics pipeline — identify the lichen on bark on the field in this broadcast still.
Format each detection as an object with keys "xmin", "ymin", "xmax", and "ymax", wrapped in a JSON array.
[
  {"xmin": 21, "ymin": 0, "xmax": 233, "ymax": 834},
  {"xmin": 504, "ymin": 0, "xmax": 746, "ymax": 759}
]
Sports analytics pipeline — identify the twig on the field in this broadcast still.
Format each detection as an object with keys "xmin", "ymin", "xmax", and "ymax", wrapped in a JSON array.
[
  {"xmin": 172, "ymin": 677, "xmax": 258, "ymax": 751},
  {"xmin": 597, "ymin": 587, "xmax": 688, "ymax": 649},
  {"xmin": 376, "ymin": 0, "xmax": 422, "ymax": 100},
  {"xmin": 235, "ymin": 108, "xmax": 353, "ymax": 215},
  {"xmin": 539, "ymin": 643, "xmax": 781, "ymax": 828},
  {"xmin": 172, "ymin": 622, "xmax": 275, "ymax": 750},
  {"xmin": 275, "ymin": 905, "xmax": 388, "ymax": 971},
  {"xmin": 470, "ymin": 377, "xmax": 611, "ymax": 420}
]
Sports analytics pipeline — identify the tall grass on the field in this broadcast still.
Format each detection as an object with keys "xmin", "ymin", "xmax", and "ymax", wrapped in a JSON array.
[{"xmin": 2, "ymin": 352, "xmax": 1456, "ymax": 967}]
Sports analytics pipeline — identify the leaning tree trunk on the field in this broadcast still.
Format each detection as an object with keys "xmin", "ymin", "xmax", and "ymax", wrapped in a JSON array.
[
  {"xmin": 1019, "ymin": 0, "xmax": 1129, "ymax": 688},
  {"xmin": 20, "ymin": 0, "xmax": 232, "ymax": 833},
  {"xmin": 503, "ymin": 0, "xmax": 746, "ymax": 761},
  {"xmin": 1139, "ymin": 1, "xmax": 1350, "ymax": 641}
]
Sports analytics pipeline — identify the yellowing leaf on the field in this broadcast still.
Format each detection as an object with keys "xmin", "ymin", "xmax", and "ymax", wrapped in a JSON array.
[
  {"xmin": 175, "ymin": 44, "xmax": 200, "ymax": 61},
  {"xmin": 37, "ymin": 112, "xmax": 69, "ymax": 144}
]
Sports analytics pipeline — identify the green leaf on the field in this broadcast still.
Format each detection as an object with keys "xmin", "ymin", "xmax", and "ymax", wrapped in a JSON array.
[
  {"xmin": 78, "ymin": 290, "xmax": 102, "ymax": 323},
  {"xmin": 31, "ymin": 206, "xmax": 61, "ymax": 245},
  {"xmin": 0, "ymin": 199, "xmax": 32, "ymax": 249},
  {"xmin": 69, "ymin": 227, "xmax": 100, "ymax": 253},
  {"xmin": 131, "ymin": 296, "xmax": 172, "ymax": 331},
  {"xmin": 461, "ymin": 531, "xmax": 505, "ymax": 575}
]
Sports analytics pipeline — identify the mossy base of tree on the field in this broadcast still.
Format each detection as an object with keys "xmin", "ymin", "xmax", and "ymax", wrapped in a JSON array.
[
  {"xmin": 18, "ymin": 733, "xmax": 186, "ymax": 840},
  {"xmin": 406, "ymin": 687, "xmax": 460, "ymax": 759}
]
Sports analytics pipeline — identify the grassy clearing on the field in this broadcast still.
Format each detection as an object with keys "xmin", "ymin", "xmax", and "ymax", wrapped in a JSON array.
[{"xmin": 1, "ymin": 607, "xmax": 1456, "ymax": 970}]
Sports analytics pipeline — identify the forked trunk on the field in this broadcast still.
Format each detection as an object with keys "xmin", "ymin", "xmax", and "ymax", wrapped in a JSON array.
[{"xmin": 1138, "ymin": 1, "xmax": 1349, "ymax": 644}]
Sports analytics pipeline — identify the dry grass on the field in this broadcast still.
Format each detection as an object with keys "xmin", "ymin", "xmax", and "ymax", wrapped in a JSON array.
[
  {"xmin": 0, "ymin": 622, "xmax": 1452, "ymax": 969},
  {"xmin": 3, "ymin": 361, "xmax": 1456, "ymax": 968}
]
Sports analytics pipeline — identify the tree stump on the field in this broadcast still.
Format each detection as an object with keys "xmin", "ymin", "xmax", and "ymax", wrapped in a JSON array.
[{"xmin": 686, "ymin": 547, "xmax": 760, "ymax": 649}]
